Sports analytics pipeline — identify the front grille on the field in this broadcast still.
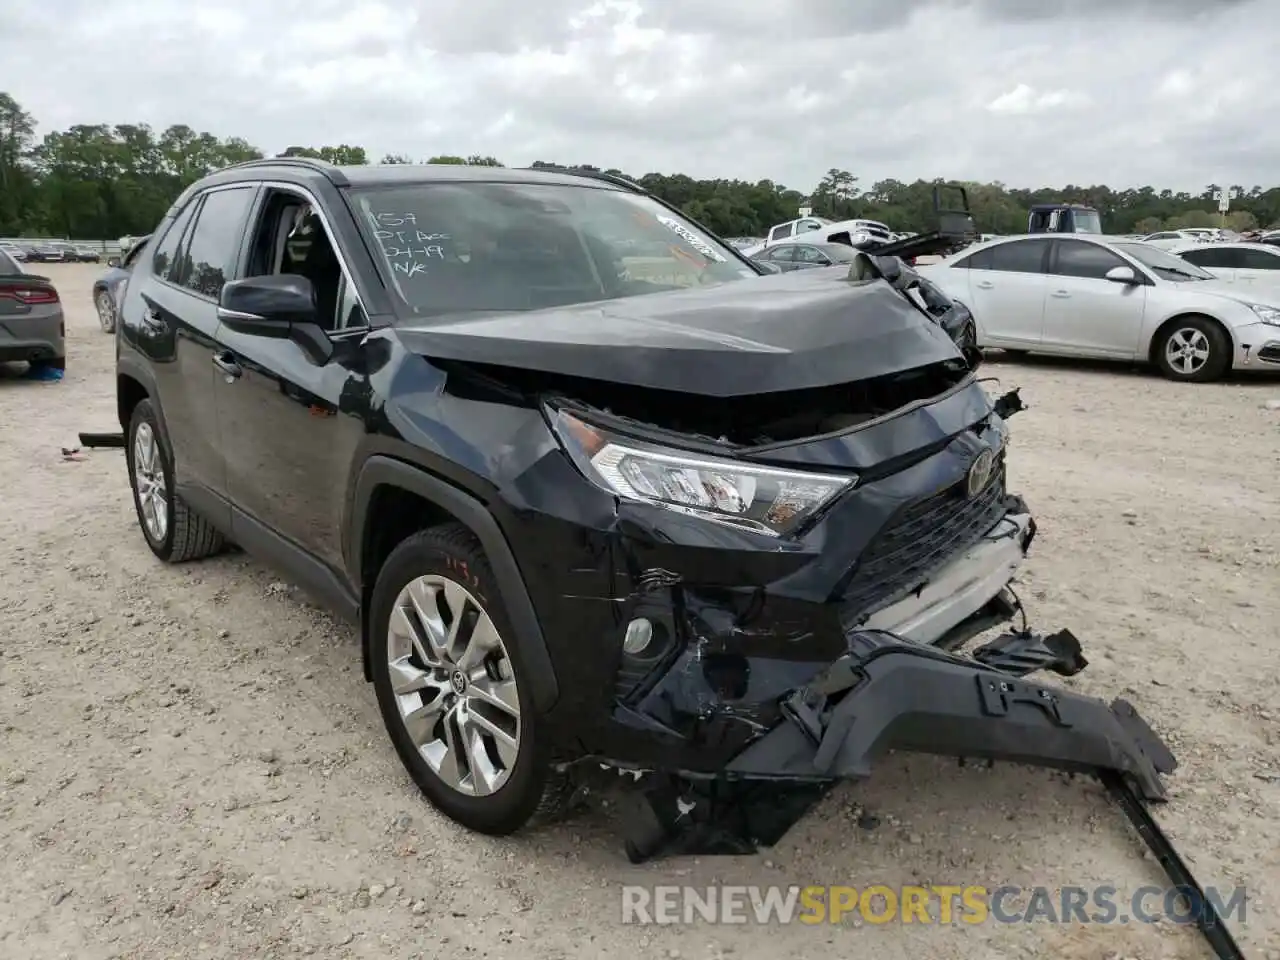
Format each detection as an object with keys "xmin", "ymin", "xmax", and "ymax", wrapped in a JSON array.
[{"xmin": 840, "ymin": 462, "xmax": 1008, "ymax": 619}]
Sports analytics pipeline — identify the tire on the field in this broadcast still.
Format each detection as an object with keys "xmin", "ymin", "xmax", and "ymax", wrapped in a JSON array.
[
  {"xmin": 95, "ymin": 289, "xmax": 116, "ymax": 333},
  {"xmin": 126, "ymin": 398, "xmax": 224, "ymax": 563},
  {"xmin": 369, "ymin": 523, "xmax": 569, "ymax": 835},
  {"xmin": 1154, "ymin": 316, "xmax": 1230, "ymax": 382}
]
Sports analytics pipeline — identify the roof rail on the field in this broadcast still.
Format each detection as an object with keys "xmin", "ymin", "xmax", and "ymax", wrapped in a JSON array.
[
  {"xmin": 523, "ymin": 165, "xmax": 645, "ymax": 194},
  {"xmin": 216, "ymin": 156, "xmax": 350, "ymax": 186}
]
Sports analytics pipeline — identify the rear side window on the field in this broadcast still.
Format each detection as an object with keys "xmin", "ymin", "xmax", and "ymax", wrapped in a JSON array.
[
  {"xmin": 956, "ymin": 241, "xmax": 1049, "ymax": 274},
  {"xmin": 1052, "ymin": 240, "xmax": 1128, "ymax": 280},
  {"xmin": 769, "ymin": 223, "xmax": 794, "ymax": 242},
  {"xmin": 768, "ymin": 245, "xmax": 797, "ymax": 262},
  {"xmin": 151, "ymin": 202, "xmax": 198, "ymax": 281},
  {"xmin": 177, "ymin": 187, "xmax": 256, "ymax": 299}
]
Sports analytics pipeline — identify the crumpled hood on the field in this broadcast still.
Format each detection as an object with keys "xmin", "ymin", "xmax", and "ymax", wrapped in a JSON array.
[{"xmin": 393, "ymin": 269, "xmax": 963, "ymax": 398}]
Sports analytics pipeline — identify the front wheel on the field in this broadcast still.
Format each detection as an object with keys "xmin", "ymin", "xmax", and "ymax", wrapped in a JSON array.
[
  {"xmin": 369, "ymin": 524, "xmax": 568, "ymax": 835},
  {"xmin": 1154, "ymin": 317, "xmax": 1230, "ymax": 382}
]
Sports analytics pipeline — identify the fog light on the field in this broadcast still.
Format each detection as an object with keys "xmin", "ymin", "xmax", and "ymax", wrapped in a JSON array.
[{"xmin": 623, "ymin": 618, "xmax": 653, "ymax": 655}]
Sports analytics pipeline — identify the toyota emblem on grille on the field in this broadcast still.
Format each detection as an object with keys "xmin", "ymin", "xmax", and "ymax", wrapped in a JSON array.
[{"xmin": 966, "ymin": 448, "xmax": 995, "ymax": 498}]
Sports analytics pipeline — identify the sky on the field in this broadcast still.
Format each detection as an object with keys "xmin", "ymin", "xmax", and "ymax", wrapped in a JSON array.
[{"xmin": 3, "ymin": 0, "xmax": 1276, "ymax": 194}]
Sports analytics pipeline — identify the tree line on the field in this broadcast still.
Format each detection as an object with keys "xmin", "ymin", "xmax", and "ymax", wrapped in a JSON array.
[{"xmin": 2, "ymin": 91, "xmax": 1277, "ymax": 243}]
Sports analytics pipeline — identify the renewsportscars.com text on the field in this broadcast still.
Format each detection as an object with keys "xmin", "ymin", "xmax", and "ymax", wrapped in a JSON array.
[{"xmin": 620, "ymin": 884, "xmax": 1247, "ymax": 926}]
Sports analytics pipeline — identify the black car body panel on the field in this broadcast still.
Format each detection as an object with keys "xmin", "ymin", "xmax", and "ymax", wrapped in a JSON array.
[
  {"xmin": 112, "ymin": 159, "xmax": 1180, "ymax": 883},
  {"xmin": 394, "ymin": 269, "xmax": 966, "ymax": 397}
]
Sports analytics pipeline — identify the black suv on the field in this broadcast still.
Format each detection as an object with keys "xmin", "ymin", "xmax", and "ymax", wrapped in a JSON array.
[{"xmin": 114, "ymin": 159, "xmax": 1175, "ymax": 842}]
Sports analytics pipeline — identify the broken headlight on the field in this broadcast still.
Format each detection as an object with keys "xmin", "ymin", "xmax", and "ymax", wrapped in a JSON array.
[{"xmin": 551, "ymin": 410, "xmax": 855, "ymax": 536}]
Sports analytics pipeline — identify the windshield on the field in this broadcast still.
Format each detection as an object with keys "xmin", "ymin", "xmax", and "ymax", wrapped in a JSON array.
[
  {"xmin": 1072, "ymin": 210, "xmax": 1102, "ymax": 234},
  {"xmin": 1113, "ymin": 242, "xmax": 1215, "ymax": 281},
  {"xmin": 352, "ymin": 182, "xmax": 758, "ymax": 317}
]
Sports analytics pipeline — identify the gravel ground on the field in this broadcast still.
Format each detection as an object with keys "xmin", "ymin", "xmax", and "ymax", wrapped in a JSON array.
[{"xmin": 1, "ymin": 263, "xmax": 1278, "ymax": 960}]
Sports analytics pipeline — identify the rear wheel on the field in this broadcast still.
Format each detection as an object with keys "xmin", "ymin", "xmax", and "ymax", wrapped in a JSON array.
[
  {"xmin": 95, "ymin": 289, "xmax": 116, "ymax": 333},
  {"xmin": 126, "ymin": 399, "xmax": 224, "ymax": 562},
  {"xmin": 1154, "ymin": 317, "xmax": 1230, "ymax": 382}
]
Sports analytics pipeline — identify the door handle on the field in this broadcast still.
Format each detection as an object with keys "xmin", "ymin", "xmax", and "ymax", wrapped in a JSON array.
[
  {"xmin": 1051, "ymin": 290, "xmax": 1071, "ymax": 298},
  {"xmin": 976, "ymin": 280, "xmax": 994, "ymax": 289},
  {"xmin": 212, "ymin": 352, "xmax": 243, "ymax": 380}
]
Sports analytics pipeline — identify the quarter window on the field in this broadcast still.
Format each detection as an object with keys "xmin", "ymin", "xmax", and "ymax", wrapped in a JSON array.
[
  {"xmin": 957, "ymin": 240, "xmax": 1049, "ymax": 274},
  {"xmin": 151, "ymin": 201, "xmax": 198, "ymax": 282}
]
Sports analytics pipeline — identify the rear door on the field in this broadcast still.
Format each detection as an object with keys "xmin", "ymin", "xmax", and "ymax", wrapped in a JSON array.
[
  {"xmin": 132, "ymin": 185, "xmax": 258, "ymax": 514},
  {"xmin": 949, "ymin": 238, "xmax": 1052, "ymax": 346},
  {"xmin": 1041, "ymin": 239, "xmax": 1147, "ymax": 357}
]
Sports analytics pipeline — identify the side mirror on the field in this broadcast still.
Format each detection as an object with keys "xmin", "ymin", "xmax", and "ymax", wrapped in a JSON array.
[
  {"xmin": 107, "ymin": 257, "xmax": 121, "ymax": 268},
  {"xmin": 217, "ymin": 275, "xmax": 333, "ymax": 364},
  {"xmin": 1104, "ymin": 265, "xmax": 1139, "ymax": 285}
]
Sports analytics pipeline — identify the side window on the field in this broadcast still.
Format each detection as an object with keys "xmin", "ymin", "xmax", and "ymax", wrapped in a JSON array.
[
  {"xmin": 1178, "ymin": 247, "xmax": 1236, "ymax": 269},
  {"xmin": 243, "ymin": 189, "xmax": 358, "ymax": 331},
  {"xmin": 793, "ymin": 245, "xmax": 829, "ymax": 264},
  {"xmin": 1238, "ymin": 249, "xmax": 1280, "ymax": 270},
  {"xmin": 151, "ymin": 201, "xmax": 198, "ymax": 281},
  {"xmin": 1053, "ymin": 240, "xmax": 1128, "ymax": 280},
  {"xmin": 796, "ymin": 219, "xmax": 823, "ymax": 235},
  {"xmin": 769, "ymin": 245, "xmax": 798, "ymax": 262},
  {"xmin": 178, "ymin": 187, "xmax": 255, "ymax": 299},
  {"xmin": 953, "ymin": 246, "xmax": 992, "ymax": 270},
  {"xmin": 986, "ymin": 240, "xmax": 1049, "ymax": 275},
  {"xmin": 768, "ymin": 223, "xmax": 794, "ymax": 242}
]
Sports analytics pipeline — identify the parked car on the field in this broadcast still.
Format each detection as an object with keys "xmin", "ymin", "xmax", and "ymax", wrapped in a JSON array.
[
  {"xmin": 92, "ymin": 234, "xmax": 152, "ymax": 332},
  {"xmin": 74, "ymin": 244, "xmax": 102, "ymax": 263},
  {"xmin": 0, "ymin": 246, "xmax": 65, "ymax": 372},
  {"xmin": 24, "ymin": 245, "xmax": 65, "ymax": 263},
  {"xmin": 1138, "ymin": 230, "xmax": 1202, "ymax": 250},
  {"xmin": 750, "ymin": 240, "xmax": 860, "ymax": 272},
  {"xmin": 112, "ymin": 158, "xmax": 1172, "ymax": 845},
  {"xmin": 1168, "ymin": 241, "xmax": 1280, "ymax": 294},
  {"xmin": 917, "ymin": 233, "xmax": 1280, "ymax": 381}
]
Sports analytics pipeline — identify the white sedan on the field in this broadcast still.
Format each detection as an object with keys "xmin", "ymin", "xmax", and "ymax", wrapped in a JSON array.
[
  {"xmin": 1168, "ymin": 241, "xmax": 1280, "ymax": 294},
  {"xmin": 916, "ymin": 234, "xmax": 1280, "ymax": 382},
  {"xmin": 1138, "ymin": 230, "xmax": 1202, "ymax": 250}
]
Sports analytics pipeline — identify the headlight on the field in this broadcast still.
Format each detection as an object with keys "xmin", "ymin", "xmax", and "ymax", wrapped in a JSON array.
[
  {"xmin": 551, "ymin": 410, "xmax": 855, "ymax": 537},
  {"xmin": 1247, "ymin": 303, "xmax": 1280, "ymax": 326}
]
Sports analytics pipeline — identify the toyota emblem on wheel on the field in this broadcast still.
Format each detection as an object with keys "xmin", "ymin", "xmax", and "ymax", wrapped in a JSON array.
[
  {"xmin": 966, "ymin": 448, "xmax": 995, "ymax": 498},
  {"xmin": 450, "ymin": 671, "xmax": 468, "ymax": 695}
]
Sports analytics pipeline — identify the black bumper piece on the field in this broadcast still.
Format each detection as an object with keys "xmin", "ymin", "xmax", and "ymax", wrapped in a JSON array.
[{"xmin": 727, "ymin": 630, "xmax": 1175, "ymax": 801}]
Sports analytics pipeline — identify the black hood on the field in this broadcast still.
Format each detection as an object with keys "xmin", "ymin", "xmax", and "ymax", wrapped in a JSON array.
[{"xmin": 393, "ymin": 268, "xmax": 963, "ymax": 398}]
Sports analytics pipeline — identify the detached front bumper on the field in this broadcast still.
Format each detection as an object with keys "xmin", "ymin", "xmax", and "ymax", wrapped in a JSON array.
[{"xmin": 726, "ymin": 630, "xmax": 1176, "ymax": 801}]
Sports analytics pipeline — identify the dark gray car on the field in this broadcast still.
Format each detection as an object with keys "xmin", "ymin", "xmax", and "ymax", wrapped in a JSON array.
[
  {"xmin": 0, "ymin": 248, "xmax": 65, "ymax": 371},
  {"xmin": 751, "ymin": 240, "xmax": 860, "ymax": 272}
]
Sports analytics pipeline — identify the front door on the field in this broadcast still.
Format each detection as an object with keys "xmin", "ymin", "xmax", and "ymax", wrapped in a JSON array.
[
  {"xmin": 212, "ymin": 190, "xmax": 370, "ymax": 579},
  {"xmin": 1040, "ymin": 239, "xmax": 1147, "ymax": 357}
]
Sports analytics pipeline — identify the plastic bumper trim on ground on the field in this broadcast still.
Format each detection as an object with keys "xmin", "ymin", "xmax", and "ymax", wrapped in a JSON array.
[{"xmin": 725, "ymin": 632, "xmax": 1176, "ymax": 802}]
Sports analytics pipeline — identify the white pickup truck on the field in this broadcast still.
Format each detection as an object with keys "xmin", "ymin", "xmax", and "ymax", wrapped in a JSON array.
[{"xmin": 745, "ymin": 216, "xmax": 893, "ymax": 256}]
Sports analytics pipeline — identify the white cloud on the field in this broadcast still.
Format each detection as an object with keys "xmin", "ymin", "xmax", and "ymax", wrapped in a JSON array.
[
  {"xmin": 986, "ymin": 84, "xmax": 1087, "ymax": 115},
  {"xmin": 1, "ymin": 0, "xmax": 1276, "ymax": 191}
]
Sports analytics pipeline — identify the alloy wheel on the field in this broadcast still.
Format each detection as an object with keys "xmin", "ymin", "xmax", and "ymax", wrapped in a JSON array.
[
  {"xmin": 132, "ymin": 422, "xmax": 168, "ymax": 542},
  {"xmin": 95, "ymin": 291, "xmax": 115, "ymax": 331},
  {"xmin": 1165, "ymin": 328, "xmax": 1210, "ymax": 376},
  {"xmin": 386, "ymin": 575, "xmax": 521, "ymax": 796}
]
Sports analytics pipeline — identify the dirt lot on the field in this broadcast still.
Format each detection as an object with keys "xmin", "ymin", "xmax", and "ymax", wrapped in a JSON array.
[{"xmin": 1, "ymin": 263, "xmax": 1278, "ymax": 960}]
